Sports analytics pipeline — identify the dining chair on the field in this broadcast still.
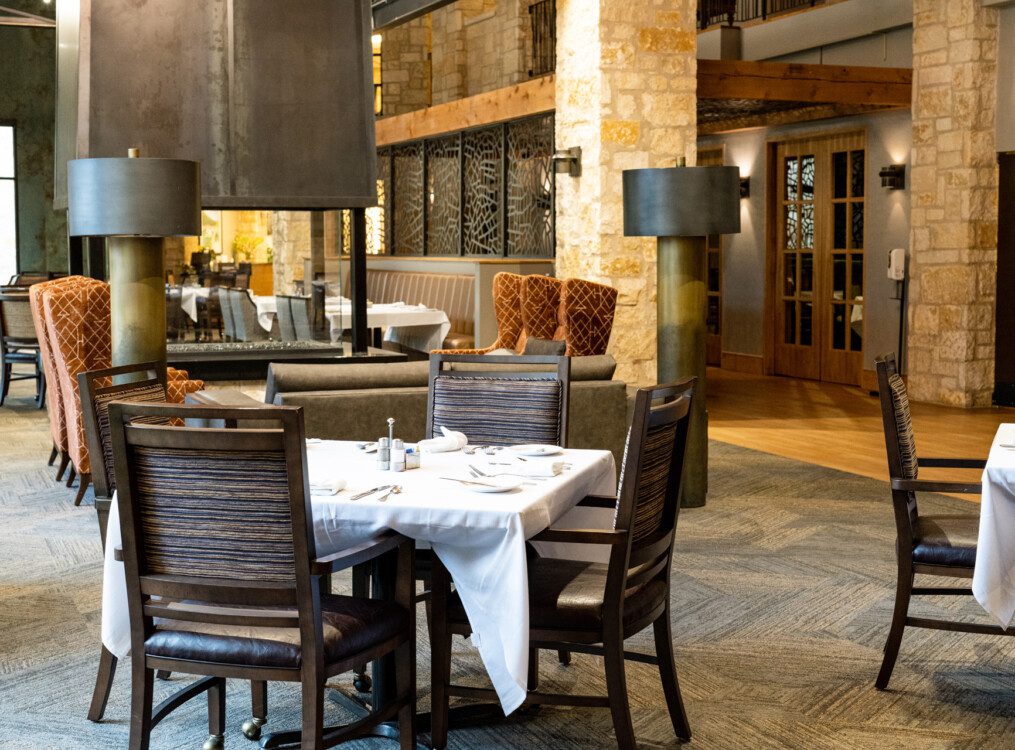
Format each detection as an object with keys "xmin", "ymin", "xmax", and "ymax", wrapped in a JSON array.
[
  {"xmin": 218, "ymin": 287, "xmax": 236, "ymax": 342},
  {"xmin": 0, "ymin": 291, "xmax": 45, "ymax": 407},
  {"xmin": 165, "ymin": 285, "xmax": 186, "ymax": 341},
  {"xmin": 311, "ymin": 281, "xmax": 328, "ymax": 339},
  {"xmin": 290, "ymin": 295, "xmax": 319, "ymax": 341},
  {"xmin": 430, "ymin": 378, "xmax": 696, "ymax": 750},
  {"xmin": 196, "ymin": 287, "xmax": 223, "ymax": 342},
  {"xmin": 873, "ymin": 353, "xmax": 997, "ymax": 690},
  {"xmin": 275, "ymin": 294, "xmax": 298, "ymax": 341},
  {"xmin": 228, "ymin": 288, "xmax": 272, "ymax": 342},
  {"xmin": 108, "ymin": 402, "xmax": 417, "ymax": 750}
]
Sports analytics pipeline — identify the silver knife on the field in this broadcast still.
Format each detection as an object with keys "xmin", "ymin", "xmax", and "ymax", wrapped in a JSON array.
[{"xmin": 346, "ymin": 484, "xmax": 392, "ymax": 501}]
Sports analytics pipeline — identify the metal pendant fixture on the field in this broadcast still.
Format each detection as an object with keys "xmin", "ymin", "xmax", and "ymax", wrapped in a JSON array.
[
  {"xmin": 623, "ymin": 161, "xmax": 741, "ymax": 507},
  {"xmin": 68, "ymin": 150, "xmax": 201, "ymax": 368}
]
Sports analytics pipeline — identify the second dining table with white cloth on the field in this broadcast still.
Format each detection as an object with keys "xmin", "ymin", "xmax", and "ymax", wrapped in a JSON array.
[
  {"xmin": 973, "ymin": 423, "xmax": 1015, "ymax": 626},
  {"xmin": 252, "ymin": 295, "xmax": 451, "ymax": 351},
  {"xmin": 101, "ymin": 439, "xmax": 617, "ymax": 714},
  {"xmin": 179, "ymin": 285, "xmax": 212, "ymax": 322}
]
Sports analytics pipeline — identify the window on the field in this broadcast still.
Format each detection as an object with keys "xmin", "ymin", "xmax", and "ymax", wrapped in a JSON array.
[{"xmin": 0, "ymin": 125, "xmax": 15, "ymax": 283}]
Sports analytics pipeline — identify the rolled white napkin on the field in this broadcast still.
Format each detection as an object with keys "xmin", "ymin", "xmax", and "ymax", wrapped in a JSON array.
[
  {"xmin": 310, "ymin": 474, "xmax": 347, "ymax": 496},
  {"xmin": 418, "ymin": 426, "xmax": 468, "ymax": 454}
]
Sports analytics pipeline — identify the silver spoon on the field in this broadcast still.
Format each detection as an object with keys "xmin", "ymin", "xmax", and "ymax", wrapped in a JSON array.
[{"xmin": 377, "ymin": 485, "xmax": 402, "ymax": 502}]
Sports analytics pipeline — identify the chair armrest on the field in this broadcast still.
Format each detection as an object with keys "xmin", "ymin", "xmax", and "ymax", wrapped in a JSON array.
[
  {"xmin": 310, "ymin": 531, "xmax": 409, "ymax": 575},
  {"xmin": 577, "ymin": 495, "xmax": 617, "ymax": 509},
  {"xmin": 891, "ymin": 478, "xmax": 982, "ymax": 494},
  {"xmin": 530, "ymin": 528, "xmax": 627, "ymax": 545},
  {"xmin": 113, "ymin": 546, "xmax": 123, "ymax": 561},
  {"xmin": 917, "ymin": 457, "xmax": 987, "ymax": 469}
]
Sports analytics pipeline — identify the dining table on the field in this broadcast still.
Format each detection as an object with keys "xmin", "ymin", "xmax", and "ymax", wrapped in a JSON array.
[
  {"xmin": 973, "ymin": 423, "xmax": 1015, "ymax": 626},
  {"xmin": 100, "ymin": 438, "xmax": 617, "ymax": 715},
  {"xmin": 252, "ymin": 295, "xmax": 451, "ymax": 351}
]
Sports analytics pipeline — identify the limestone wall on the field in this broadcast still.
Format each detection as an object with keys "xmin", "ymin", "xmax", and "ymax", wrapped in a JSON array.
[
  {"xmin": 555, "ymin": 1, "xmax": 698, "ymax": 385},
  {"xmin": 272, "ymin": 212, "xmax": 312, "ymax": 296},
  {"xmin": 907, "ymin": 0, "xmax": 999, "ymax": 406},
  {"xmin": 379, "ymin": 15, "xmax": 432, "ymax": 117}
]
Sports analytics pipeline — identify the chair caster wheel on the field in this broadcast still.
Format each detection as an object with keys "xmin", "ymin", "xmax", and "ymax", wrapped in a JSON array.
[
  {"xmin": 241, "ymin": 717, "xmax": 265, "ymax": 740},
  {"xmin": 203, "ymin": 734, "xmax": 225, "ymax": 750},
  {"xmin": 353, "ymin": 673, "xmax": 372, "ymax": 693}
]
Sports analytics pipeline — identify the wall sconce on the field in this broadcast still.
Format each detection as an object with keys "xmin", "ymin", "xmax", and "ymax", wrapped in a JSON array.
[
  {"xmin": 879, "ymin": 164, "xmax": 905, "ymax": 190},
  {"xmin": 552, "ymin": 147, "xmax": 582, "ymax": 178},
  {"xmin": 739, "ymin": 176, "xmax": 750, "ymax": 198}
]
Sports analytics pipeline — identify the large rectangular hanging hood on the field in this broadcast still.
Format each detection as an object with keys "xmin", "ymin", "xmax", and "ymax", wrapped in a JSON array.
[{"xmin": 59, "ymin": 0, "xmax": 377, "ymax": 210}]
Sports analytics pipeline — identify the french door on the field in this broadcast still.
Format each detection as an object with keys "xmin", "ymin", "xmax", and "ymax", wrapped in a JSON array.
[{"xmin": 773, "ymin": 133, "xmax": 865, "ymax": 385}]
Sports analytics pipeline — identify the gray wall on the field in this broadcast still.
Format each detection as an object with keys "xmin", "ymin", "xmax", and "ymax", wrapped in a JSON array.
[
  {"xmin": 0, "ymin": 21, "xmax": 65, "ymax": 273},
  {"xmin": 699, "ymin": 108, "xmax": 912, "ymax": 371},
  {"xmin": 768, "ymin": 26, "xmax": 912, "ymax": 68}
]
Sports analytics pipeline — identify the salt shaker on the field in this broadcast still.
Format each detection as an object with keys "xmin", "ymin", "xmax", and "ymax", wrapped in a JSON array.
[
  {"xmin": 391, "ymin": 438, "xmax": 406, "ymax": 472},
  {"xmin": 377, "ymin": 437, "xmax": 391, "ymax": 471}
]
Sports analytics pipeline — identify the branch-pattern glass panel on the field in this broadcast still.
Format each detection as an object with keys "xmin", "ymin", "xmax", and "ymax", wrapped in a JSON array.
[
  {"xmin": 801, "ymin": 203, "xmax": 814, "ymax": 249},
  {"xmin": 785, "ymin": 157, "xmax": 798, "ymax": 200},
  {"xmin": 851, "ymin": 150, "xmax": 865, "ymax": 198},
  {"xmin": 851, "ymin": 203, "xmax": 864, "ymax": 249},
  {"xmin": 801, "ymin": 155, "xmax": 815, "ymax": 197},
  {"xmin": 463, "ymin": 127, "xmax": 503, "ymax": 256},
  {"xmin": 785, "ymin": 204, "xmax": 798, "ymax": 249},
  {"xmin": 506, "ymin": 114, "xmax": 554, "ymax": 257},
  {"xmin": 426, "ymin": 136, "xmax": 461, "ymax": 256},
  {"xmin": 392, "ymin": 143, "xmax": 424, "ymax": 255}
]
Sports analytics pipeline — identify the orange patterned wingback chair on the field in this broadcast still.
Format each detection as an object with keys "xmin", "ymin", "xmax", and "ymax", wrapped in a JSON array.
[
  {"xmin": 40, "ymin": 280, "xmax": 203, "ymax": 504},
  {"xmin": 29, "ymin": 275, "xmax": 95, "ymax": 481},
  {"xmin": 435, "ymin": 271, "xmax": 524, "ymax": 354},
  {"xmin": 518, "ymin": 274, "xmax": 563, "ymax": 351},
  {"xmin": 559, "ymin": 278, "xmax": 618, "ymax": 356}
]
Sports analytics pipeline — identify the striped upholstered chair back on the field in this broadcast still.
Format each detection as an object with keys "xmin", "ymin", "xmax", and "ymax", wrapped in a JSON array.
[
  {"xmin": 426, "ymin": 353, "xmax": 570, "ymax": 447},
  {"xmin": 109, "ymin": 403, "xmax": 311, "ymax": 600},
  {"xmin": 875, "ymin": 354, "xmax": 921, "ymax": 535},
  {"xmin": 611, "ymin": 379, "xmax": 694, "ymax": 584},
  {"xmin": 78, "ymin": 362, "xmax": 169, "ymax": 500}
]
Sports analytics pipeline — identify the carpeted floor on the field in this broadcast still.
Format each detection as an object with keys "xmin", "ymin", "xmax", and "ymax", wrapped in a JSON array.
[{"xmin": 1, "ymin": 380, "xmax": 1013, "ymax": 750}]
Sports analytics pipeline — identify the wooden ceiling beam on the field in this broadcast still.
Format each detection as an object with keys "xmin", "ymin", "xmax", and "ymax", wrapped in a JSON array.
[{"xmin": 697, "ymin": 59, "xmax": 912, "ymax": 107}]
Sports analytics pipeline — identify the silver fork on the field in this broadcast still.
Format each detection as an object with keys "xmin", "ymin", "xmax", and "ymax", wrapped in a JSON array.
[
  {"xmin": 468, "ymin": 467, "xmax": 535, "ymax": 486},
  {"xmin": 469, "ymin": 464, "xmax": 546, "ymax": 482}
]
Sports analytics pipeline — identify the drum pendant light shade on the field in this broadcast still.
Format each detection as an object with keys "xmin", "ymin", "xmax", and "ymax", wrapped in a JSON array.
[
  {"xmin": 623, "ymin": 166, "xmax": 741, "ymax": 237},
  {"xmin": 67, "ymin": 157, "xmax": 202, "ymax": 237}
]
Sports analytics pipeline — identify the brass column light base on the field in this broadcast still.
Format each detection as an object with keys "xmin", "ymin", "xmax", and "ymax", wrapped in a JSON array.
[
  {"xmin": 68, "ymin": 149, "xmax": 201, "ymax": 370},
  {"xmin": 623, "ymin": 162, "xmax": 741, "ymax": 507}
]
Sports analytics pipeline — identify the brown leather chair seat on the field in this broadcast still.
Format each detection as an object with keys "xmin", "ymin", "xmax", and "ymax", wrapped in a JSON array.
[
  {"xmin": 448, "ymin": 557, "xmax": 668, "ymax": 631},
  {"xmin": 912, "ymin": 515, "xmax": 979, "ymax": 568},
  {"xmin": 146, "ymin": 594, "xmax": 407, "ymax": 669}
]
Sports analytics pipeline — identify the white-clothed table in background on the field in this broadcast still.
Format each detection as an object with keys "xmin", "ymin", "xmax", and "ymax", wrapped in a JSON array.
[
  {"xmin": 179, "ymin": 286, "xmax": 211, "ymax": 322},
  {"xmin": 973, "ymin": 424, "xmax": 1015, "ymax": 626},
  {"xmin": 101, "ymin": 440, "xmax": 616, "ymax": 714}
]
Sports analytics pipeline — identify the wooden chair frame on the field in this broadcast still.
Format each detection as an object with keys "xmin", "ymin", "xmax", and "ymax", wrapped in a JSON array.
[
  {"xmin": 430, "ymin": 379, "xmax": 696, "ymax": 750},
  {"xmin": 109, "ymin": 403, "xmax": 416, "ymax": 749},
  {"xmin": 873, "ymin": 353, "xmax": 1000, "ymax": 691}
]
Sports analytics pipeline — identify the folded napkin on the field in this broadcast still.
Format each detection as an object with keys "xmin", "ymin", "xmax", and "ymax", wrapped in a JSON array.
[
  {"xmin": 310, "ymin": 474, "xmax": 347, "ymax": 496},
  {"xmin": 486, "ymin": 461, "xmax": 564, "ymax": 478},
  {"xmin": 418, "ymin": 426, "xmax": 468, "ymax": 454}
]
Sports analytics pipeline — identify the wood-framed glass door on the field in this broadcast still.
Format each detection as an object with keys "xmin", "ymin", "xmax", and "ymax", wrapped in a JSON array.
[
  {"xmin": 773, "ymin": 132, "xmax": 865, "ymax": 385},
  {"xmin": 699, "ymin": 148, "xmax": 724, "ymax": 367}
]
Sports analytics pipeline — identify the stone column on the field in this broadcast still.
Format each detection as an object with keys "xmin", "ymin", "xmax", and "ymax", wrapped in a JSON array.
[
  {"xmin": 907, "ymin": 0, "xmax": 999, "ymax": 406},
  {"xmin": 272, "ymin": 211, "xmax": 311, "ymax": 295},
  {"xmin": 555, "ymin": 1, "xmax": 698, "ymax": 385},
  {"xmin": 379, "ymin": 15, "xmax": 432, "ymax": 116}
]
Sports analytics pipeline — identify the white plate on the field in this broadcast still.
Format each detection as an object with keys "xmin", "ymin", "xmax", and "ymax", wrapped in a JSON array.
[
  {"xmin": 467, "ymin": 475, "xmax": 523, "ymax": 493},
  {"xmin": 508, "ymin": 444, "xmax": 564, "ymax": 457}
]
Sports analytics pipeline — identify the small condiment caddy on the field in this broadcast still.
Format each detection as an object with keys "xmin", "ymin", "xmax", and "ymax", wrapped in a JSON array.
[{"xmin": 377, "ymin": 417, "xmax": 420, "ymax": 472}]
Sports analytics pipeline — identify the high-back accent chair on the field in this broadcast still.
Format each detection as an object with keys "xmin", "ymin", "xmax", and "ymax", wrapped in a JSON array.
[
  {"xmin": 518, "ymin": 274, "xmax": 563, "ymax": 351},
  {"xmin": 434, "ymin": 272, "xmax": 524, "ymax": 354},
  {"xmin": 426, "ymin": 352, "xmax": 570, "ymax": 446},
  {"xmin": 218, "ymin": 287, "xmax": 236, "ymax": 342},
  {"xmin": 29, "ymin": 275, "xmax": 94, "ymax": 479},
  {"xmin": 0, "ymin": 291, "xmax": 45, "ymax": 407},
  {"xmin": 873, "ymin": 353, "xmax": 992, "ymax": 690},
  {"xmin": 430, "ymin": 379, "xmax": 697, "ymax": 750},
  {"xmin": 275, "ymin": 295, "xmax": 298, "ymax": 341},
  {"xmin": 560, "ymin": 277, "xmax": 618, "ymax": 356},
  {"xmin": 109, "ymin": 402, "xmax": 416, "ymax": 750},
  {"xmin": 41, "ymin": 279, "xmax": 112, "ymax": 503}
]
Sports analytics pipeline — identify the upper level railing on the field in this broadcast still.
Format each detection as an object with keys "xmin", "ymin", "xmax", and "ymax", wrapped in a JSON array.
[{"xmin": 698, "ymin": 0, "xmax": 822, "ymax": 30}]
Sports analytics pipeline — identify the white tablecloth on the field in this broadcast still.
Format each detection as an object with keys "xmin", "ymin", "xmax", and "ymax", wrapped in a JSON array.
[
  {"xmin": 973, "ymin": 424, "xmax": 1015, "ymax": 626},
  {"xmin": 253, "ymin": 296, "xmax": 451, "ymax": 352},
  {"xmin": 180, "ymin": 286, "xmax": 211, "ymax": 322},
  {"xmin": 101, "ymin": 440, "xmax": 616, "ymax": 714}
]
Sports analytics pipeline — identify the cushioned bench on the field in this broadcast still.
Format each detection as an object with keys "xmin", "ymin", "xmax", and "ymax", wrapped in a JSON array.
[{"xmin": 345, "ymin": 269, "xmax": 475, "ymax": 349}]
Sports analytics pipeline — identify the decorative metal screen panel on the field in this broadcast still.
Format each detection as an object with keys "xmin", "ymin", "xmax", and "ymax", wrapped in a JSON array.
[
  {"xmin": 372, "ymin": 113, "xmax": 554, "ymax": 258},
  {"xmin": 506, "ymin": 114, "xmax": 554, "ymax": 257},
  {"xmin": 427, "ymin": 136, "xmax": 462, "ymax": 256},
  {"xmin": 392, "ymin": 143, "xmax": 424, "ymax": 255},
  {"xmin": 462, "ymin": 127, "xmax": 504, "ymax": 256}
]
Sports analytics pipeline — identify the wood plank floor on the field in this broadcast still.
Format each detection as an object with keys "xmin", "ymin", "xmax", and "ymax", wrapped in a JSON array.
[{"xmin": 707, "ymin": 368, "xmax": 1015, "ymax": 500}]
